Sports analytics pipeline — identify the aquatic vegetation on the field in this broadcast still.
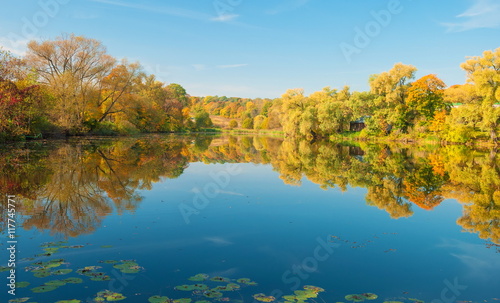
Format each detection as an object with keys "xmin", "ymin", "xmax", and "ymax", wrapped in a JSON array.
[
  {"xmin": 31, "ymin": 285, "xmax": 58, "ymax": 293},
  {"xmin": 236, "ymin": 278, "xmax": 258, "ymax": 285},
  {"xmin": 209, "ymin": 276, "xmax": 230, "ymax": 282},
  {"xmin": 148, "ymin": 295, "xmax": 171, "ymax": 303},
  {"xmin": 188, "ymin": 273, "xmax": 209, "ymax": 281},
  {"xmin": 176, "ymin": 285, "xmax": 196, "ymax": 291},
  {"xmin": 361, "ymin": 293, "xmax": 378, "ymax": 300},
  {"xmin": 8, "ymin": 298, "xmax": 31, "ymax": 303},
  {"xmin": 203, "ymin": 290, "xmax": 223, "ymax": 298},
  {"xmin": 15, "ymin": 281, "xmax": 30, "ymax": 288},
  {"xmin": 96, "ymin": 290, "xmax": 127, "ymax": 301},
  {"xmin": 253, "ymin": 293, "xmax": 276, "ymax": 302},
  {"xmin": 345, "ymin": 295, "xmax": 366, "ymax": 302},
  {"xmin": 55, "ymin": 300, "xmax": 81, "ymax": 303}
]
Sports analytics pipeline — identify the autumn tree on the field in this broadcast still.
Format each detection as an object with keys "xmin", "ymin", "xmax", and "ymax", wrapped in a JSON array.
[
  {"xmin": 369, "ymin": 63, "xmax": 417, "ymax": 134},
  {"xmin": 460, "ymin": 48, "xmax": 500, "ymax": 143},
  {"xmin": 26, "ymin": 34, "xmax": 115, "ymax": 133},
  {"xmin": 406, "ymin": 74, "xmax": 449, "ymax": 122}
]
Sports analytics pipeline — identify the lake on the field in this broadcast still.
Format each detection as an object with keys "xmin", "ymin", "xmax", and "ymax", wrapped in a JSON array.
[{"xmin": 1, "ymin": 134, "xmax": 499, "ymax": 303}]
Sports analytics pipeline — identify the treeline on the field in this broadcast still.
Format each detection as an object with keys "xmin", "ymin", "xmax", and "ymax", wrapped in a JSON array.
[
  {"xmin": 194, "ymin": 48, "xmax": 500, "ymax": 144},
  {"xmin": 0, "ymin": 34, "xmax": 215, "ymax": 141}
]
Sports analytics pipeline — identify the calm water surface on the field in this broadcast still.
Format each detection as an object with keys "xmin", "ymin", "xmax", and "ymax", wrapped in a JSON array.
[{"xmin": 1, "ymin": 135, "xmax": 499, "ymax": 303}]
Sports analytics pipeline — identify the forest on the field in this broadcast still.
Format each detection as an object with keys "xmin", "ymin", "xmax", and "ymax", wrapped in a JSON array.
[{"xmin": 1, "ymin": 34, "xmax": 499, "ymax": 144}]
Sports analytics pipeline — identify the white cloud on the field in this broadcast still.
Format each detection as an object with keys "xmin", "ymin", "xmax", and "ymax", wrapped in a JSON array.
[
  {"xmin": 443, "ymin": 0, "xmax": 500, "ymax": 32},
  {"xmin": 217, "ymin": 64, "xmax": 248, "ymax": 69},
  {"xmin": 0, "ymin": 37, "xmax": 29, "ymax": 56},
  {"xmin": 211, "ymin": 14, "xmax": 240, "ymax": 22}
]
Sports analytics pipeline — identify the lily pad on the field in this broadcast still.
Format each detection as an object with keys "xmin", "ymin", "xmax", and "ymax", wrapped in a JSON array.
[
  {"xmin": 192, "ymin": 284, "xmax": 209, "ymax": 290},
  {"xmin": 210, "ymin": 276, "xmax": 230, "ymax": 282},
  {"xmin": 0, "ymin": 266, "xmax": 11, "ymax": 272},
  {"xmin": 101, "ymin": 245, "xmax": 113, "ymax": 248},
  {"xmin": 188, "ymin": 273, "xmax": 209, "ymax": 281},
  {"xmin": 8, "ymin": 298, "xmax": 31, "ymax": 303},
  {"xmin": 31, "ymin": 285, "xmax": 58, "ymax": 293},
  {"xmin": 99, "ymin": 260, "xmax": 119, "ymax": 264},
  {"xmin": 33, "ymin": 271, "xmax": 52, "ymax": 278},
  {"xmin": 15, "ymin": 281, "xmax": 30, "ymax": 288},
  {"xmin": 90, "ymin": 274, "xmax": 111, "ymax": 281},
  {"xmin": 345, "ymin": 295, "xmax": 365, "ymax": 302},
  {"xmin": 62, "ymin": 277, "xmax": 83, "ymax": 284},
  {"xmin": 203, "ymin": 290, "xmax": 223, "ymax": 298},
  {"xmin": 148, "ymin": 296, "xmax": 171, "ymax": 303},
  {"xmin": 360, "ymin": 293, "xmax": 378, "ymax": 300},
  {"xmin": 52, "ymin": 269, "xmax": 73, "ymax": 275},
  {"xmin": 303, "ymin": 285, "xmax": 324, "ymax": 293},
  {"xmin": 106, "ymin": 293, "xmax": 126, "ymax": 301},
  {"xmin": 173, "ymin": 299, "xmax": 192, "ymax": 303},
  {"xmin": 175, "ymin": 284, "xmax": 195, "ymax": 291},
  {"xmin": 45, "ymin": 280, "xmax": 67, "ymax": 287},
  {"xmin": 253, "ymin": 293, "xmax": 276, "ymax": 302}
]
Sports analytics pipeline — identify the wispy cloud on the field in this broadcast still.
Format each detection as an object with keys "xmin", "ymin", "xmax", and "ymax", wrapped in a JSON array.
[
  {"xmin": 217, "ymin": 64, "xmax": 248, "ymax": 69},
  {"xmin": 90, "ymin": 0, "xmax": 210, "ymax": 21},
  {"xmin": 442, "ymin": 0, "xmax": 500, "ymax": 32},
  {"xmin": 211, "ymin": 14, "xmax": 239, "ymax": 22},
  {"xmin": 0, "ymin": 37, "xmax": 29, "ymax": 56},
  {"xmin": 266, "ymin": 0, "xmax": 312, "ymax": 15}
]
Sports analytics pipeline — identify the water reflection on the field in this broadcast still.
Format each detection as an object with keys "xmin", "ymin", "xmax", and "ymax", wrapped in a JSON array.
[{"xmin": 0, "ymin": 135, "xmax": 499, "ymax": 244}]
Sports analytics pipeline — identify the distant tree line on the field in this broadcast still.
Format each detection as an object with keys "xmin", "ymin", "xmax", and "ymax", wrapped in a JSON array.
[{"xmin": 1, "ymin": 34, "xmax": 499, "ymax": 144}]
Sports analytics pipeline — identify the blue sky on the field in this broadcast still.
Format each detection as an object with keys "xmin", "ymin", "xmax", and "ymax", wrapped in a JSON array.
[{"xmin": 0, "ymin": 0, "xmax": 499, "ymax": 98}]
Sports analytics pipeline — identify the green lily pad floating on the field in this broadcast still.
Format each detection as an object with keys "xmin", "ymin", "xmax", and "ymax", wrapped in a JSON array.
[
  {"xmin": 113, "ymin": 261, "xmax": 142, "ymax": 274},
  {"xmin": 90, "ymin": 274, "xmax": 111, "ymax": 281},
  {"xmin": 203, "ymin": 290, "xmax": 223, "ymax": 298},
  {"xmin": 192, "ymin": 284, "xmax": 209, "ymax": 290},
  {"xmin": 106, "ymin": 293, "xmax": 126, "ymax": 301},
  {"xmin": 52, "ymin": 269, "xmax": 73, "ymax": 275},
  {"xmin": 210, "ymin": 276, "xmax": 230, "ymax": 282},
  {"xmin": 148, "ymin": 296, "xmax": 171, "ymax": 303},
  {"xmin": 15, "ymin": 281, "xmax": 30, "ymax": 288},
  {"xmin": 409, "ymin": 299, "xmax": 424, "ymax": 303},
  {"xmin": 8, "ymin": 298, "xmax": 30, "ymax": 303},
  {"xmin": 45, "ymin": 280, "xmax": 67, "ymax": 287},
  {"xmin": 99, "ymin": 260, "xmax": 119, "ymax": 264},
  {"xmin": 303, "ymin": 285, "xmax": 325, "ymax": 293},
  {"xmin": 173, "ymin": 299, "xmax": 192, "ymax": 303},
  {"xmin": 63, "ymin": 277, "xmax": 83, "ymax": 284},
  {"xmin": 175, "ymin": 284, "xmax": 196, "ymax": 291},
  {"xmin": 360, "ymin": 293, "xmax": 378, "ymax": 300},
  {"xmin": 227, "ymin": 283, "xmax": 240, "ymax": 290},
  {"xmin": 55, "ymin": 300, "xmax": 81, "ymax": 303},
  {"xmin": 253, "ymin": 293, "xmax": 276, "ymax": 302},
  {"xmin": 345, "ymin": 295, "xmax": 366, "ymax": 302},
  {"xmin": 101, "ymin": 245, "xmax": 113, "ymax": 248},
  {"xmin": 43, "ymin": 247, "xmax": 59, "ymax": 253},
  {"xmin": 96, "ymin": 290, "xmax": 126, "ymax": 301},
  {"xmin": 188, "ymin": 273, "xmax": 209, "ymax": 281},
  {"xmin": 31, "ymin": 285, "xmax": 58, "ymax": 293},
  {"xmin": 0, "ymin": 266, "xmax": 11, "ymax": 272},
  {"xmin": 33, "ymin": 271, "xmax": 51, "ymax": 278},
  {"xmin": 294, "ymin": 290, "xmax": 317, "ymax": 299}
]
